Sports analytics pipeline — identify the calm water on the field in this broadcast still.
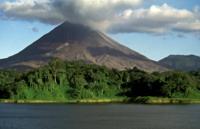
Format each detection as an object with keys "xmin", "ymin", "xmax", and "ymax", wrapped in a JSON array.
[{"xmin": 0, "ymin": 104, "xmax": 200, "ymax": 129}]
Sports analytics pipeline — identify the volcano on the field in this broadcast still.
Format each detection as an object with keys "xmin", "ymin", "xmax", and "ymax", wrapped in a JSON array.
[{"xmin": 0, "ymin": 21, "xmax": 167, "ymax": 72}]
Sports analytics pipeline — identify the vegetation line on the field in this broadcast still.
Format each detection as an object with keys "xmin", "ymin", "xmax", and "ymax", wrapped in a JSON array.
[
  {"xmin": 0, "ymin": 59, "xmax": 200, "ymax": 104},
  {"xmin": 1, "ymin": 97, "xmax": 200, "ymax": 104},
  {"xmin": 130, "ymin": 97, "xmax": 200, "ymax": 104},
  {"xmin": 0, "ymin": 98, "xmax": 128, "ymax": 104}
]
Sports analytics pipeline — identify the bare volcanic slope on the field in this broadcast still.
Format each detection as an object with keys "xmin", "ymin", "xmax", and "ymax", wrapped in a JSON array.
[{"xmin": 0, "ymin": 21, "xmax": 166, "ymax": 72}]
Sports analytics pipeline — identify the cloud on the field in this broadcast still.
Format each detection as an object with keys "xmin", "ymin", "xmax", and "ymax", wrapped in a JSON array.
[
  {"xmin": 177, "ymin": 34, "xmax": 185, "ymax": 38},
  {"xmin": 0, "ymin": 0, "xmax": 143, "ymax": 24},
  {"xmin": 174, "ymin": 22, "xmax": 200, "ymax": 33},
  {"xmin": 0, "ymin": 0, "xmax": 64, "ymax": 24},
  {"xmin": 0, "ymin": 0, "xmax": 200, "ymax": 36},
  {"xmin": 108, "ymin": 4, "xmax": 197, "ymax": 34},
  {"xmin": 31, "ymin": 27, "xmax": 39, "ymax": 32}
]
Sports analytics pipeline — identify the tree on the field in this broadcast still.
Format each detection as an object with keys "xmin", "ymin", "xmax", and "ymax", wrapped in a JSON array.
[{"xmin": 48, "ymin": 58, "xmax": 65, "ymax": 84}]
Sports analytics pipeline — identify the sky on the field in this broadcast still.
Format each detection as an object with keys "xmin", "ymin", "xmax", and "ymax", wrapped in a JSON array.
[{"xmin": 0, "ymin": 0, "xmax": 199, "ymax": 61}]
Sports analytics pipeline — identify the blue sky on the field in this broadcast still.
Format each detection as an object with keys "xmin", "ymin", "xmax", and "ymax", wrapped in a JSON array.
[{"xmin": 0, "ymin": 0, "xmax": 199, "ymax": 61}]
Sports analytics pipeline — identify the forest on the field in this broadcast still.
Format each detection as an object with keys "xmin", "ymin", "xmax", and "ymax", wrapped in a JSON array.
[{"xmin": 0, "ymin": 58, "xmax": 200, "ymax": 102}]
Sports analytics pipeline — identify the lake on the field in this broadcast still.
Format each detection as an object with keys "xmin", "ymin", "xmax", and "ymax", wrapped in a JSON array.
[{"xmin": 0, "ymin": 104, "xmax": 200, "ymax": 129}]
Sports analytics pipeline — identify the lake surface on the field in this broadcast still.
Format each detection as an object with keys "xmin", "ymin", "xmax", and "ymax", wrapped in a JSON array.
[{"xmin": 0, "ymin": 104, "xmax": 200, "ymax": 129}]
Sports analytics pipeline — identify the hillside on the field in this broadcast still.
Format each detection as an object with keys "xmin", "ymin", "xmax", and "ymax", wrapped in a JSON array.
[{"xmin": 159, "ymin": 55, "xmax": 200, "ymax": 71}]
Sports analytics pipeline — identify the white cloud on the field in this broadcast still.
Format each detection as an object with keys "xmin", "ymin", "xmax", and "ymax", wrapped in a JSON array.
[
  {"xmin": 108, "ymin": 4, "xmax": 196, "ymax": 34},
  {"xmin": 0, "ymin": 0, "xmax": 200, "ymax": 36},
  {"xmin": 174, "ymin": 21, "xmax": 200, "ymax": 32}
]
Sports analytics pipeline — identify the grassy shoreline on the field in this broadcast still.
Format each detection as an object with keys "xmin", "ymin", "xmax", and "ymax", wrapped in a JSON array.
[
  {"xmin": 0, "ymin": 98, "xmax": 128, "ymax": 104},
  {"xmin": 1, "ymin": 97, "xmax": 200, "ymax": 104},
  {"xmin": 131, "ymin": 97, "xmax": 200, "ymax": 104}
]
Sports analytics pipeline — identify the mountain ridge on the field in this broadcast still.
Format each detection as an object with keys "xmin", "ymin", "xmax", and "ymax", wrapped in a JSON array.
[{"xmin": 159, "ymin": 54, "xmax": 200, "ymax": 71}]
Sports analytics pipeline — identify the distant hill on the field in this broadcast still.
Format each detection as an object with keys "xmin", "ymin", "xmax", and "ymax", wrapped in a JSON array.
[
  {"xmin": 159, "ymin": 55, "xmax": 200, "ymax": 71},
  {"xmin": 0, "ymin": 21, "xmax": 167, "ymax": 72}
]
